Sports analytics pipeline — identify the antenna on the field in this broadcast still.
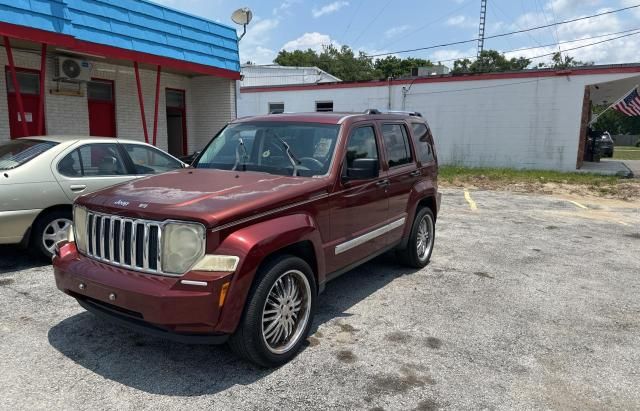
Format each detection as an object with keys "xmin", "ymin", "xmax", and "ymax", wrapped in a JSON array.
[{"xmin": 477, "ymin": 0, "xmax": 488, "ymax": 57}]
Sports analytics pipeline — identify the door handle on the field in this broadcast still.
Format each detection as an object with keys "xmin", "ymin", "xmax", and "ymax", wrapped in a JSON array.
[
  {"xmin": 70, "ymin": 184, "xmax": 87, "ymax": 192},
  {"xmin": 375, "ymin": 179, "xmax": 390, "ymax": 187},
  {"xmin": 410, "ymin": 170, "xmax": 421, "ymax": 177}
]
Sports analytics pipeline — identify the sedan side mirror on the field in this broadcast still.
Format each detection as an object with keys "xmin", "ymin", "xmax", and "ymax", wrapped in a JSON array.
[{"xmin": 345, "ymin": 158, "xmax": 379, "ymax": 180}]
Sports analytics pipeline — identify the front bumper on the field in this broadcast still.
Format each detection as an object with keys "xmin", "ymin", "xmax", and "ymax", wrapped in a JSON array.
[{"xmin": 53, "ymin": 242, "xmax": 234, "ymax": 341}]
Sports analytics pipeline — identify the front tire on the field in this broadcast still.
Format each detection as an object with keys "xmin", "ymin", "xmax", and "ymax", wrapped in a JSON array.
[
  {"xmin": 397, "ymin": 207, "xmax": 435, "ymax": 268},
  {"xmin": 229, "ymin": 255, "xmax": 316, "ymax": 367}
]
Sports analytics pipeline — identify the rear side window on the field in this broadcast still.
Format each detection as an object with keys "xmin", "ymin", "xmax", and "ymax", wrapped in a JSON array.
[
  {"xmin": 381, "ymin": 123, "xmax": 412, "ymax": 168},
  {"xmin": 58, "ymin": 143, "xmax": 127, "ymax": 177},
  {"xmin": 123, "ymin": 144, "xmax": 182, "ymax": 174},
  {"xmin": 411, "ymin": 123, "xmax": 435, "ymax": 164},
  {"xmin": 0, "ymin": 139, "xmax": 57, "ymax": 170}
]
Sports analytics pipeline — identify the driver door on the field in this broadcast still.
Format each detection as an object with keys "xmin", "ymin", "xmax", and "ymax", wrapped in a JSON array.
[{"xmin": 327, "ymin": 123, "xmax": 389, "ymax": 274}]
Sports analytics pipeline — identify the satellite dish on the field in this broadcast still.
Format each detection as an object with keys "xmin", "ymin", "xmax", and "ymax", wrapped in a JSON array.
[{"xmin": 231, "ymin": 8, "xmax": 252, "ymax": 26}]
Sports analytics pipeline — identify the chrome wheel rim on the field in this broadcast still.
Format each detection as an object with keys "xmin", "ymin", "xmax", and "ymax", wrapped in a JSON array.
[
  {"xmin": 261, "ymin": 269, "xmax": 312, "ymax": 355},
  {"xmin": 416, "ymin": 214, "xmax": 433, "ymax": 261},
  {"xmin": 42, "ymin": 218, "xmax": 72, "ymax": 254}
]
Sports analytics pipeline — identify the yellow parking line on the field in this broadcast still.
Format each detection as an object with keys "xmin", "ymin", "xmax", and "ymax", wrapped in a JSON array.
[
  {"xmin": 568, "ymin": 200, "xmax": 588, "ymax": 210},
  {"xmin": 464, "ymin": 189, "xmax": 477, "ymax": 210}
]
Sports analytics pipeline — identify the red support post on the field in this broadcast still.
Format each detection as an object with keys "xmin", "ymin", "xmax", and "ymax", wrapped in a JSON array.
[
  {"xmin": 38, "ymin": 43, "xmax": 47, "ymax": 135},
  {"xmin": 133, "ymin": 61, "xmax": 149, "ymax": 144},
  {"xmin": 3, "ymin": 36, "xmax": 29, "ymax": 137},
  {"xmin": 152, "ymin": 65, "xmax": 161, "ymax": 146}
]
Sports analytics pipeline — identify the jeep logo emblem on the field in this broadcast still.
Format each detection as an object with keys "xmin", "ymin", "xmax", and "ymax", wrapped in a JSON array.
[{"xmin": 113, "ymin": 200, "xmax": 130, "ymax": 207}]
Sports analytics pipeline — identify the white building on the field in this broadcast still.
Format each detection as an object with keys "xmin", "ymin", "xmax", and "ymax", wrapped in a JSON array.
[
  {"xmin": 238, "ymin": 65, "xmax": 640, "ymax": 171},
  {"xmin": 240, "ymin": 65, "xmax": 341, "ymax": 88}
]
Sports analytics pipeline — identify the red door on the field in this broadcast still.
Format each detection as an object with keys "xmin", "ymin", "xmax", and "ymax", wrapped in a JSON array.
[
  {"xmin": 87, "ymin": 79, "xmax": 116, "ymax": 137},
  {"xmin": 6, "ymin": 68, "xmax": 43, "ymax": 138}
]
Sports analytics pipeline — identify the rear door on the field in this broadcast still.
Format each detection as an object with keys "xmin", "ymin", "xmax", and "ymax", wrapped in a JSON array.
[
  {"xmin": 378, "ymin": 121, "xmax": 421, "ymax": 246},
  {"xmin": 54, "ymin": 142, "xmax": 133, "ymax": 201},
  {"xmin": 327, "ymin": 123, "xmax": 389, "ymax": 274}
]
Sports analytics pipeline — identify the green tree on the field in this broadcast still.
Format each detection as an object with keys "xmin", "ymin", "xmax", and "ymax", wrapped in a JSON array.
[
  {"xmin": 452, "ymin": 50, "xmax": 531, "ymax": 74},
  {"xmin": 537, "ymin": 52, "xmax": 593, "ymax": 69},
  {"xmin": 273, "ymin": 49, "xmax": 319, "ymax": 67},
  {"xmin": 374, "ymin": 56, "xmax": 433, "ymax": 78},
  {"xmin": 591, "ymin": 104, "xmax": 640, "ymax": 135}
]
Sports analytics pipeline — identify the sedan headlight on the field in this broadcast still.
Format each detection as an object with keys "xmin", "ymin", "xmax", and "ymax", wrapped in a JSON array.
[
  {"xmin": 73, "ymin": 205, "xmax": 88, "ymax": 253},
  {"xmin": 162, "ymin": 222, "xmax": 206, "ymax": 274}
]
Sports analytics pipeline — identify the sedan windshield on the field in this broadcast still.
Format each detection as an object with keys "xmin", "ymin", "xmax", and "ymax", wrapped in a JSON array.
[
  {"xmin": 0, "ymin": 139, "xmax": 58, "ymax": 170},
  {"xmin": 194, "ymin": 122, "xmax": 340, "ymax": 177}
]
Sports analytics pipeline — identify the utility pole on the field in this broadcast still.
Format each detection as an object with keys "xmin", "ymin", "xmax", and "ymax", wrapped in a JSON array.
[{"xmin": 477, "ymin": 0, "xmax": 488, "ymax": 58}]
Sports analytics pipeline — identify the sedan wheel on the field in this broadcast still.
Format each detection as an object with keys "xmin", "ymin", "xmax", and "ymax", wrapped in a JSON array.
[{"xmin": 42, "ymin": 218, "xmax": 72, "ymax": 255}]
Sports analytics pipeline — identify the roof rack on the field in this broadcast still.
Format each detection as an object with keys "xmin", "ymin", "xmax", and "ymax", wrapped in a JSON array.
[{"xmin": 363, "ymin": 109, "xmax": 422, "ymax": 117}]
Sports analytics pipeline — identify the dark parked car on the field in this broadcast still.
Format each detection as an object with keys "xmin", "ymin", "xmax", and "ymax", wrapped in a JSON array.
[
  {"xmin": 53, "ymin": 111, "xmax": 440, "ymax": 366},
  {"xmin": 600, "ymin": 132, "xmax": 614, "ymax": 157}
]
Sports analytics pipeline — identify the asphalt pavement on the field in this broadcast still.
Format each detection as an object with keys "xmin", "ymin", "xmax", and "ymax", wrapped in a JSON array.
[{"xmin": 1, "ymin": 188, "xmax": 639, "ymax": 410}]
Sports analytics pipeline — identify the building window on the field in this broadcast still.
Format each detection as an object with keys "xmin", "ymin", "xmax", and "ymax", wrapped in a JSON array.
[
  {"xmin": 316, "ymin": 101, "xmax": 333, "ymax": 112},
  {"xmin": 381, "ymin": 123, "xmax": 413, "ymax": 168},
  {"xmin": 268, "ymin": 102, "xmax": 284, "ymax": 114}
]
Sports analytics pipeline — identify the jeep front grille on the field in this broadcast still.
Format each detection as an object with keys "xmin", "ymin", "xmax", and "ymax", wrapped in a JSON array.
[{"xmin": 84, "ymin": 211, "xmax": 163, "ymax": 274}]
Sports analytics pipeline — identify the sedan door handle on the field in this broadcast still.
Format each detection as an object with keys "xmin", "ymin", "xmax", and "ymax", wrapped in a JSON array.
[
  {"xmin": 375, "ymin": 179, "xmax": 390, "ymax": 187},
  {"xmin": 410, "ymin": 170, "xmax": 421, "ymax": 177},
  {"xmin": 70, "ymin": 184, "xmax": 87, "ymax": 192}
]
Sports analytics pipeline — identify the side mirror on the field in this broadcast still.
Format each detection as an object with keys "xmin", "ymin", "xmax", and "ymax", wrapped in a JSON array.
[{"xmin": 345, "ymin": 158, "xmax": 379, "ymax": 180}]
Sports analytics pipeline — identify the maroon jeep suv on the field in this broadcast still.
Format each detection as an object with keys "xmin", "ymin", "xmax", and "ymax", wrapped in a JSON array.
[{"xmin": 53, "ymin": 111, "xmax": 440, "ymax": 367}]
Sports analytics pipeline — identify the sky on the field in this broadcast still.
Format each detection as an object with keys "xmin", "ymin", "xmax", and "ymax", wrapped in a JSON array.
[{"xmin": 154, "ymin": 0, "xmax": 640, "ymax": 66}]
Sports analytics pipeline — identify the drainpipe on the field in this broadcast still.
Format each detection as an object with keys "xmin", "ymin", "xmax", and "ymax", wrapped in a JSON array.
[{"xmin": 387, "ymin": 77, "xmax": 392, "ymax": 110}]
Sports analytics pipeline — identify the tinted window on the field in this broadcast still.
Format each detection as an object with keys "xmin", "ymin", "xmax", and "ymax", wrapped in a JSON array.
[
  {"xmin": 5, "ymin": 70, "xmax": 40, "ymax": 94},
  {"xmin": 411, "ymin": 123, "xmax": 434, "ymax": 163},
  {"xmin": 59, "ymin": 144, "xmax": 127, "ymax": 177},
  {"xmin": 195, "ymin": 122, "xmax": 340, "ymax": 177},
  {"xmin": 345, "ymin": 126, "xmax": 378, "ymax": 168},
  {"xmin": 268, "ymin": 102, "xmax": 284, "ymax": 114},
  {"xmin": 166, "ymin": 89, "xmax": 185, "ymax": 108},
  {"xmin": 123, "ymin": 144, "xmax": 182, "ymax": 174},
  {"xmin": 381, "ymin": 124, "xmax": 412, "ymax": 167},
  {"xmin": 0, "ymin": 139, "xmax": 57, "ymax": 170},
  {"xmin": 87, "ymin": 80, "xmax": 113, "ymax": 101}
]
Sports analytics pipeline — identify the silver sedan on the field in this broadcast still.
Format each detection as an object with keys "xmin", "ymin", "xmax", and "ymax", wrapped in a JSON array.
[{"xmin": 0, "ymin": 136, "xmax": 185, "ymax": 258}]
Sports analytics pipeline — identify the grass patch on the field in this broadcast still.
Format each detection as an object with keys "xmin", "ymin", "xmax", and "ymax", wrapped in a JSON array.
[
  {"xmin": 439, "ymin": 166, "xmax": 619, "ymax": 186},
  {"xmin": 613, "ymin": 146, "xmax": 640, "ymax": 160}
]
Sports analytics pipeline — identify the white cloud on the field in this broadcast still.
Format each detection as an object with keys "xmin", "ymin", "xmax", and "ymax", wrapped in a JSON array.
[
  {"xmin": 544, "ymin": 0, "xmax": 601, "ymax": 15},
  {"xmin": 282, "ymin": 32, "xmax": 338, "ymax": 52},
  {"xmin": 445, "ymin": 15, "xmax": 476, "ymax": 28},
  {"xmin": 312, "ymin": 1, "xmax": 349, "ymax": 18},
  {"xmin": 239, "ymin": 18, "xmax": 280, "ymax": 64},
  {"xmin": 273, "ymin": 0, "xmax": 300, "ymax": 16},
  {"xmin": 384, "ymin": 25, "xmax": 411, "ymax": 38}
]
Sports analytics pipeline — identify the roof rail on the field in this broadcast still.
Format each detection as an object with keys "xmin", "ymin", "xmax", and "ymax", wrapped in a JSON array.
[
  {"xmin": 363, "ymin": 109, "xmax": 422, "ymax": 117},
  {"xmin": 363, "ymin": 109, "xmax": 381, "ymax": 114}
]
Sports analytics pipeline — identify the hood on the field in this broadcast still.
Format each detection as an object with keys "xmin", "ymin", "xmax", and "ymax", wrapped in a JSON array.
[{"xmin": 77, "ymin": 169, "xmax": 329, "ymax": 228}]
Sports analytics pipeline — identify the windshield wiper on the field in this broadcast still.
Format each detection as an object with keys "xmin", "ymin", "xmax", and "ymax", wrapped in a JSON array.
[
  {"xmin": 231, "ymin": 138, "xmax": 249, "ymax": 171},
  {"xmin": 274, "ymin": 136, "xmax": 301, "ymax": 176}
]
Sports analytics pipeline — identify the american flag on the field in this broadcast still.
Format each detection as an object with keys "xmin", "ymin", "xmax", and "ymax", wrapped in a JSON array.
[{"xmin": 613, "ymin": 87, "xmax": 640, "ymax": 116}]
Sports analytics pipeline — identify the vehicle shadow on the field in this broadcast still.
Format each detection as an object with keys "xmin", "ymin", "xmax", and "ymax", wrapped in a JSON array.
[
  {"xmin": 47, "ymin": 252, "xmax": 418, "ymax": 396},
  {"xmin": 0, "ymin": 245, "xmax": 49, "ymax": 275}
]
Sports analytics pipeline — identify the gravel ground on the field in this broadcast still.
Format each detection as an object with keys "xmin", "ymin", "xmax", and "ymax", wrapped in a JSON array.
[{"xmin": 1, "ymin": 188, "xmax": 639, "ymax": 410}]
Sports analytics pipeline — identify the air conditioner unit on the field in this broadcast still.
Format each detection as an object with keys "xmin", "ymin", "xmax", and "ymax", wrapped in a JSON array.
[{"xmin": 56, "ymin": 57, "xmax": 92, "ymax": 82}]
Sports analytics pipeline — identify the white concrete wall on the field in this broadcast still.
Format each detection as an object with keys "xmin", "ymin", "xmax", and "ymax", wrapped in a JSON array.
[
  {"xmin": 238, "ymin": 72, "xmax": 640, "ymax": 171},
  {"xmin": 1, "ymin": 48, "xmax": 236, "ymax": 154}
]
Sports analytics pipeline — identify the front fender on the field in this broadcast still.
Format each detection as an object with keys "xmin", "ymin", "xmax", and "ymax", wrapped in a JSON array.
[{"xmin": 213, "ymin": 213, "xmax": 323, "ymax": 333}]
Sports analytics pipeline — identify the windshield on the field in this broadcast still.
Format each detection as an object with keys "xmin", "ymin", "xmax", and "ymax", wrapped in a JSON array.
[
  {"xmin": 0, "ymin": 139, "xmax": 58, "ymax": 170},
  {"xmin": 194, "ymin": 122, "xmax": 340, "ymax": 177}
]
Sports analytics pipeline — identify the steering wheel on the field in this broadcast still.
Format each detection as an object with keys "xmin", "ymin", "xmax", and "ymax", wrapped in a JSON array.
[{"xmin": 299, "ymin": 157, "xmax": 324, "ymax": 170}]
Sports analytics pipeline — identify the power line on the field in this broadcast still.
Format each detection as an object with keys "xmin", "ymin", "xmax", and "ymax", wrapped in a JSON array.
[
  {"xmin": 524, "ymin": 30, "xmax": 640, "ymax": 61},
  {"xmin": 366, "ymin": 4, "xmax": 640, "ymax": 57},
  {"xmin": 350, "ymin": 0, "xmax": 393, "ymax": 47},
  {"xmin": 430, "ymin": 27, "xmax": 640, "ymax": 63}
]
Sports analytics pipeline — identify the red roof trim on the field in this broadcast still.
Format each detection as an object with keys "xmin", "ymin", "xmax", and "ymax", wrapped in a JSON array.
[
  {"xmin": 241, "ymin": 65, "xmax": 640, "ymax": 93},
  {"xmin": 0, "ymin": 21, "xmax": 240, "ymax": 80}
]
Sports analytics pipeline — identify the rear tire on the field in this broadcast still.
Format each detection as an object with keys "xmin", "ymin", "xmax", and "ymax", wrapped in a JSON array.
[
  {"xmin": 397, "ymin": 207, "xmax": 435, "ymax": 268},
  {"xmin": 229, "ymin": 255, "xmax": 316, "ymax": 367},
  {"xmin": 31, "ymin": 209, "xmax": 72, "ymax": 260}
]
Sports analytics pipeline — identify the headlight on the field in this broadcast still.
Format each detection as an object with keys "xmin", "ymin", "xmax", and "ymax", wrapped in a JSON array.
[
  {"xmin": 192, "ymin": 255, "xmax": 239, "ymax": 272},
  {"xmin": 162, "ymin": 222, "xmax": 206, "ymax": 274},
  {"xmin": 73, "ymin": 205, "xmax": 88, "ymax": 253}
]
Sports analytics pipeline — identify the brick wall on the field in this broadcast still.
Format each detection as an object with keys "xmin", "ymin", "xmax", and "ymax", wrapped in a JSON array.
[{"xmin": 1, "ymin": 48, "xmax": 236, "ymax": 155}]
